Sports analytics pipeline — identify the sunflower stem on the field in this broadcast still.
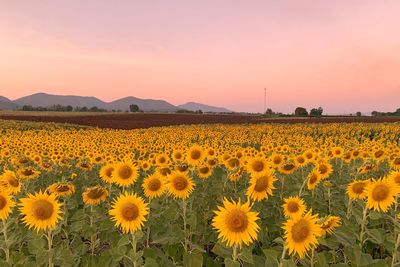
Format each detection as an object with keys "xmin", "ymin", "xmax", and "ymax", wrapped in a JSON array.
[
  {"xmin": 232, "ymin": 245, "xmax": 238, "ymax": 262},
  {"xmin": 298, "ymin": 177, "xmax": 307, "ymax": 197},
  {"xmin": 2, "ymin": 220, "xmax": 9, "ymax": 263},
  {"xmin": 89, "ymin": 205, "xmax": 96, "ymax": 255},
  {"xmin": 182, "ymin": 199, "xmax": 188, "ymax": 251},
  {"xmin": 146, "ymin": 199, "xmax": 151, "ymax": 248},
  {"xmin": 359, "ymin": 204, "xmax": 368, "ymax": 249},
  {"xmin": 131, "ymin": 232, "xmax": 138, "ymax": 267},
  {"xmin": 346, "ymin": 198, "xmax": 352, "ymax": 219},
  {"xmin": 46, "ymin": 230, "xmax": 54, "ymax": 267},
  {"xmin": 279, "ymin": 245, "xmax": 287, "ymax": 267},
  {"xmin": 310, "ymin": 249, "xmax": 315, "ymax": 267},
  {"xmin": 391, "ymin": 232, "xmax": 400, "ymax": 267}
]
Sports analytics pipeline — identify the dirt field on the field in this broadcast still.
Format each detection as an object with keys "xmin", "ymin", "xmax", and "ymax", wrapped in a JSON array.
[{"xmin": 0, "ymin": 112, "xmax": 399, "ymax": 129}]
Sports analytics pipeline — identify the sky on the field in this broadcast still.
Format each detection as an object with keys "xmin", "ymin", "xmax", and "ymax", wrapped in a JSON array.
[{"xmin": 0, "ymin": 1, "xmax": 399, "ymax": 114}]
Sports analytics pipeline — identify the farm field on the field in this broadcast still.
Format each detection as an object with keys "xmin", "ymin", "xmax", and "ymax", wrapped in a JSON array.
[
  {"xmin": 0, "ymin": 120, "xmax": 399, "ymax": 267},
  {"xmin": 0, "ymin": 111, "xmax": 400, "ymax": 129}
]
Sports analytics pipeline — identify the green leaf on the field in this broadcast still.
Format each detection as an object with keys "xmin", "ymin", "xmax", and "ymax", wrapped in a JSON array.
[
  {"xmin": 183, "ymin": 251, "xmax": 203, "ymax": 267},
  {"xmin": 367, "ymin": 229, "xmax": 385, "ymax": 244},
  {"xmin": 144, "ymin": 257, "xmax": 159, "ymax": 267},
  {"xmin": 239, "ymin": 247, "xmax": 253, "ymax": 264},
  {"xmin": 211, "ymin": 243, "xmax": 231, "ymax": 259},
  {"xmin": 118, "ymin": 235, "xmax": 131, "ymax": 247},
  {"xmin": 224, "ymin": 258, "xmax": 240, "ymax": 267}
]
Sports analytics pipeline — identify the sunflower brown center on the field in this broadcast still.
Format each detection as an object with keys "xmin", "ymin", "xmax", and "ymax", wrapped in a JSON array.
[
  {"xmin": 297, "ymin": 157, "xmax": 305, "ymax": 164},
  {"xmin": 252, "ymin": 161, "xmax": 264, "ymax": 172},
  {"xmin": 352, "ymin": 182, "xmax": 365, "ymax": 194},
  {"xmin": 228, "ymin": 158, "xmax": 240, "ymax": 168},
  {"xmin": 318, "ymin": 165, "xmax": 328, "ymax": 174},
  {"xmin": 8, "ymin": 176, "xmax": 19, "ymax": 187},
  {"xmin": 291, "ymin": 219, "xmax": 310, "ymax": 243},
  {"xmin": 190, "ymin": 150, "xmax": 201, "ymax": 160},
  {"xmin": 159, "ymin": 157, "xmax": 166, "ymax": 164},
  {"xmin": 374, "ymin": 150, "xmax": 384, "ymax": 158},
  {"xmin": 56, "ymin": 185, "xmax": 70, "ymax": 192},
  {"xmin": 254, "ymin": 176, "xmax": 269, "ymax": 192},
  {"xmin": 199, "ymin": 166, "xmax": 210, "ymax": 174},
  {"xmin": 87, "ymin": 188, "xmax": 105, "ymax": 199},
  {"xmin": 177, "ymin": 164, "xmax": 188, "ymax": 172},
  {"xmin": 159, "ymin": 167, "xmax": 171, "ymax": 176},
  {"xmin": 226, "ymin": 210, "xmax": 248, "ymax": 232},
  {"xmin": 118, "ymin": 166, "xmax": 133, "ymax": 179},
  {"xmin": 394, "ymin": 158, "xmax": 400, "ymax": 165},
  {"xmin": 105, "ymin": 167, "xmax": 114, "ymax": 177},
  {"xmin": 0, "ymin": 196, "xmax": 7, "ymax": 209},
  {"xmin": 32, "ymin": 200, "xmax": 54, "ymax": 220},
  {"xmin": 372, "ymin": 185, "xmax": 389, "ymax": 201},
  {"xmin": 22, "ymin": 169, "xmax": 34, "ymax": 176},
  {"xmin": 287, "ymin": 202, "xmax": 299, "ymax": 213},
  {"xmin": 394, "ymin": 174, "xmax": 400, "ymax": 185},
  {"xmin": 273, "ymin": 156, "xmax": 282, "ymax": 165},
  {"xmin": 309, "ymin": 174, "xmax": 318, "ymax": 184},
  {"xmin": 173, "ymin": 176, "xmax": 188, "ymax": 191},
  {"xmin": 283, "ymin": 163, "xmax": 295, "ymax": 171},
  {"xmin": 121, "ymin": 203, "xmax": 139, "ymax": 221},
  {"xmin": 148, "ymin": 178, "xmax": 161, "ymax": 191}
]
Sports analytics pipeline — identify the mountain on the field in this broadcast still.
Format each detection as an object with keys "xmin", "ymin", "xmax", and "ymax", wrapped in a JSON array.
[
  {"xmin": 178, "ymin": 102, "xmax": 231, "ymax": 113},
  {"xmin": 0, "ymin": 96, "xmax": 17, "ymax": 110},
  {"xmin": 14, "ymin": 93, "xmax": 107, "ymax": 109},
  {"xmin": 1, "ymin": 93, "xmax": 232, "ymax": 112},
  {"xmin": 108, "ymin": 96, "xmax": 178, "ymax": 112}
]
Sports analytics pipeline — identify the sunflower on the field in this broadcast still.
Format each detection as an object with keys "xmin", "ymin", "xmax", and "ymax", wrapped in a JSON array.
[
  {"xmin": 212, "ymin": 198, "xmax": 260, "ymax": 248},
  {"xmin": 109, "ymin": 192, "xmax": 149, "ymax": 234},
  {"xmin": 320, "ymin": 215, "xmax": 341, "ymax": 235},
  {"xmin": 270, "ymin": 154, "xmax": 284, "ymax": 168},
  {"xmin": 47, "ymin": 182, "xmax": 76, "ymax": 198},
  {"xmin": 172, "ymin": 150, "xmax": 184, "ymax": 162},
  {"xmin": 186, "ymin": 145, "xmax": 205, "ymax": 166},
  {"xmin": 113, "ymin": 162, "xmax": 138, "ymax": 187},
  {"xmin": 17, "ymin": 167, "xmax": 41, "ymax": 180},
  {"xmin": 99, "ymin": 163, "xmax": 115, "ymax": 184},
  {"xmin": 142, "ymin": 174, "xmax": 166, "ymax": 198},
  {"xmin": 82, "ymin": 186, "xmax": 109, "ymax": 206},
  {"xmin": 283, "ymin": 210, "xmax": 323, "ymax": 258},
  {"xmin": 167, "ymin": 172, "xmax": 195, "ymax": 199},
  {"xmin": 282, "ymin": 197, "xmax": 306, "ymax": 218},
  {"xmin": 365, "ymin": 178, "xmax": 400, "ymax": 212},
  {"xmin": 390, "ymin": 156, "xmax": 400, "ymax": 170},
  {"xmin": 388, "ymin": 171, "xmax": 400, "ymax": 186},
  {"xmin": 246, "ymin": 157, "xmax": 269, "ymax": 176},
  {"xmin": 19, "ymin": 191, "xmax": 62, "ymax": 232},
  {"xmin": 316, "ymin": 162, "xmax": 333, "ymax": 179},
  {"xmin": 307, "ymin": 171, "xmax": 321, "ymax": 190},
  {"xmin": 0, "ymin": 191, "xmax": 15, "ymax": 220},
  {"xmin": 246, "ymin": 172, "xmax": 277, "ymax": 201},
  {"xmin": 197, "ymin": 165, "xmax": 212, "ymax": 179},
  {"xmin": 279, "ymin": 161, "xmax": 298, "ymax": 175},
  {"xmin": 0, "ymin": 170, "xmax": 21, "ymax": 194},
  {"xmin": 347, "ymin": 180, "xmax": 370, "ymax": 200}
]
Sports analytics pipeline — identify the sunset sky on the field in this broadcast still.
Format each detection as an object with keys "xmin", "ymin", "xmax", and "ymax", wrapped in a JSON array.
[{"xmin": 0, "ymin": 1, "xmax": 399, "ymax": 114}]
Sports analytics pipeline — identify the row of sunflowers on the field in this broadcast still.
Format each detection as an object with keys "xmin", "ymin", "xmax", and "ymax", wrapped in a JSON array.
[{"xmin": 0, "ymin": 120, "xmax": 399, "ymax": 266}]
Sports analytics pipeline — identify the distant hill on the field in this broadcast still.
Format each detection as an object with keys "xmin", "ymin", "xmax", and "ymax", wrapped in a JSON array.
[
  {"xmin": 14, "ymin": 93, "xmax": 107, "ymax": 109},
  {"xmin": 108, "ymin": 96, "xmax": 178, "ymax": 112},
  {"xmin": 0, "ymin": 96, "xmax": 17, "ymax": 110},
  {"xmin": 178, "ymin": 102, "xmax": 231, "ymax": 113},
  {"xmin": 1, "ymin": 93, "xmax": 231, "ymax": 113}
]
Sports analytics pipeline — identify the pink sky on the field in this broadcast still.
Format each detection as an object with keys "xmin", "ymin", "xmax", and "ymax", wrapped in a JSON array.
[{"xmin": 0, "ymin": 1, "xmax": 399, "ymax": 114}]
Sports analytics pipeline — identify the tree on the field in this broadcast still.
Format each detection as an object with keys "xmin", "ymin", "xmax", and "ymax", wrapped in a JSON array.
[
  {"xmin": 310, "ymin": 107, "xmax": 323, "ymax": 117},
  {"xmin": 371, "ymin": 111, "xmax": 379, "ymax": 117},
  {"xmin": 294, "ymin": 107, "xmax": 308, "ymax": 117},
  {"xmin": 129, "ymin": 104, "xmax": 140, "ymax": 112},
  {"xmin": 356, "ymin": 112, "xmax": 362, "ymax": 117}
]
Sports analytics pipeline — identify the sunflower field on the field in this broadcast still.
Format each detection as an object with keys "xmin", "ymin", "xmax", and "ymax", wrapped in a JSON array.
[{"xmin": 0, "ymin": 119, "xmax": 399, "ymax": 267}]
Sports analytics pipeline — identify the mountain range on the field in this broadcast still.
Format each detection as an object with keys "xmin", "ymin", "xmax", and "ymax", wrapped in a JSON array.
[{"xmin": 0, "ymin": 93, "xmax": 231, "ymax": 113}]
